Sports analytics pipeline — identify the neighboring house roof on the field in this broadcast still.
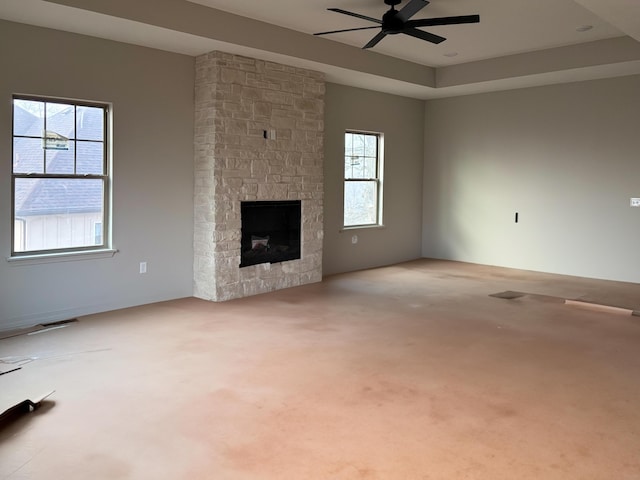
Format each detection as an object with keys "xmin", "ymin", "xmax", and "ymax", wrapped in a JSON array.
[
  {"xmin": 16, "ymin": 177, "xmax": 104, "ymax": 217},
  {"xmin": 13, "ymin": 104, "xmax": 105, "ymax": 217}
]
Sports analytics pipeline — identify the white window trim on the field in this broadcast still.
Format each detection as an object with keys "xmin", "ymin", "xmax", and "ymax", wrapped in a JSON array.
[
  {"xmin": 6, "ymin": 248, "xmax": 118, "ymax": 266},
  {"xmin": 343, "ymin": 130, "xmax": 384, "ymax": 229},
  {"xmin": 10, "ymin": 94, "xmax": 113, "ymax": 259}
]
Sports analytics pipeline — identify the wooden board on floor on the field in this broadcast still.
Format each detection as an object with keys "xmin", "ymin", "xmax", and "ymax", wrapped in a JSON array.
[
  {"xmin": 1, "ymin": 368, "xmax": 55, "ymax": 421},
  {"xmin": 0, "ymin": 390, "xmax": 55, "ymax": 419}
]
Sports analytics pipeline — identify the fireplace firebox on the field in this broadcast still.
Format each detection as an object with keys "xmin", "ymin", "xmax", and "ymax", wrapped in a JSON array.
[{"xmin": 240, "ymin": 200, "xmax": 301, "ymax": 268}]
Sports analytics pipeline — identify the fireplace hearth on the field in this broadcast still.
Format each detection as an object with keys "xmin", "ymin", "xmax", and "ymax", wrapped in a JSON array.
[{"xmin": 240, "ymin": 200, "xmax": 301, "ymax": 268}]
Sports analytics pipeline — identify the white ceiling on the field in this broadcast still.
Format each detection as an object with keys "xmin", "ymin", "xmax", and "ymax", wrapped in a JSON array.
[
  {"xmin": 1, "ymin": 0, "xmax": 640, "ymax": 99},
  {"xmin": 189, "ymin": 0, "xmax": 621, "ymax": 66}
]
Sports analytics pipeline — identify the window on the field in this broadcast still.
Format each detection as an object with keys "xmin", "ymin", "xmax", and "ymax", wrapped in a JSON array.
[
  {"xmin": 11, "ymin": 95, "xmax": 110, "ymax": 256},
  {"xmin": 343, "ymin": 131, "xmax": 383, "ymax": 227}
]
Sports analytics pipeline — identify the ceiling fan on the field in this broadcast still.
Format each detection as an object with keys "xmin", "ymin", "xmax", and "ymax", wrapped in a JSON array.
[{"xmin": 314, "ymin": 0, "xmax": 480, "ymax": 49}]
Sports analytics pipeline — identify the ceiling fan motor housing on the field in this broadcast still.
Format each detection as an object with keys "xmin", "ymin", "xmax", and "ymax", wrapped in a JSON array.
[{"xmin": 382, "ymin": 9, "xmax": 405, "ymax": 34}]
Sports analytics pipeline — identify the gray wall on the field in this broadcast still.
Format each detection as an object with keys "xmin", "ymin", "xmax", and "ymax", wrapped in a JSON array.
[
  {"xmin": 323, "ymin": 83, "xmax": 424, "ymax": 276},
  {"xmin": 423, "ymin": 75, "xmax": 640, "ymax": 283},
  {"xmin": 5, "ymin": 21, "xmax": 637, "ymax": 330},
  {"xmin": 0, "ymin": 21, "xmax": 195, "ymax": 330}
]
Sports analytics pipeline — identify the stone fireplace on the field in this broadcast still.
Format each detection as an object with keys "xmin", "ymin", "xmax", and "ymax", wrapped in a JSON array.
[{"xmin": 193, "ymin": 52, "xmax": 324, "ymax": 301}]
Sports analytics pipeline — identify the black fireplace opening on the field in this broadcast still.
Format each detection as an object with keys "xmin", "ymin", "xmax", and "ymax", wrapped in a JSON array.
[{"xmin": 240, "ymin": 200, "xmax": 301, "ymax": 268}]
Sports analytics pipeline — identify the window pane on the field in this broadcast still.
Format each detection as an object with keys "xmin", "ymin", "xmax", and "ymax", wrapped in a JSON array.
[
  {"xmin": 46, "ymin": 142, "xmax": 75, "ymax": 174},
  {"xmin": 13, "ymin": 138, "xmax": 44, "ymax": 174},
  {"xmin": 94, "ymin": 222, "xmax": 103, "ymax": 245},
  {"xmin": 346, "ymin": 132, "xmax": 378, "ymax": 179},
  {"xmin": 14, "ymin": 99, "xmax": 44, "ymax": 137},
  {"xmin": 364, "ymin": 135, "xmax": 377, "ymax": 157},
  {"xmin": 345, "ymin": 155, "xmax": 367, "ymax": 179},
  {"xmin": 344, "ymin": 181, "xmax": 377, "ymax": 226},
  {"xmin": 344, "ymin": 132, "xmax": 352, "ymax": 155},
  {"xmin": 77, "ymin": 106, "xmax": 104, "ymax": 141},
  {"xmin": 46, "ymin": 103, "xmax": 75, "ymax": 140},
  {"xmin": 77, "ymin": 141, "xmax": 104, "ymax": 175},
  {"xmin": 351, "ymin": 134, "xmax": 365, "ymax": 158},
  {"xmin": 362, "ymin": 156, "xmax": 376, "ymax": 178},
  {"xmin": 13, "ymin": 178, "xmax": 104, "ymax": 252}
]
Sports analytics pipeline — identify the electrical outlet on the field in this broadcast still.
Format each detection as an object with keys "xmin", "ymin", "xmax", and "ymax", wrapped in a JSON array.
[
  {"xmin": 139, "ymin": 262, "xmax": 147, "ymax": 274},
  {"xmin": 630, "ymin": 198, "xmax": 640, "ymax": 207},
  {"xmin": 351, "ymin": 235, "xmax": 358, "ymax": 244}
]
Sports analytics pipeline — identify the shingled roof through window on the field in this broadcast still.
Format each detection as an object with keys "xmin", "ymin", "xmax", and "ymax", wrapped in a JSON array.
[{"xmin": 13, "ymin": 103, "xmax": 105, "ymax": 217}]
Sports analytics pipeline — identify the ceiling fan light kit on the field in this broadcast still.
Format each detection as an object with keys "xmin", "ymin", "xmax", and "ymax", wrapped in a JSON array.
[{"xmin": 314, "ymin": 0, "xmax": 480, "ymax": 49}]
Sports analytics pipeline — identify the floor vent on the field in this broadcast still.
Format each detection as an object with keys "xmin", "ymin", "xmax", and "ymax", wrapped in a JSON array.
[{"xmin": 489, "ymin": 291, "xmax": 525, "ymax": 300}]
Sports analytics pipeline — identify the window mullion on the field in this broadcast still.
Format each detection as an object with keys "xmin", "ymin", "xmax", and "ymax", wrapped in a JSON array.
[
  {"xmin": 43, "ymin": 102, "xmax": 48, "ymax": 175},
  {"xmin": 73, "ymin": 105, "xmax": 77, "ymax": 175}
]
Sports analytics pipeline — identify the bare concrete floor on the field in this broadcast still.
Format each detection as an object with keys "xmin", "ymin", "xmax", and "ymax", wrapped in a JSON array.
[{"xmin": 1, "ymin": 259, "xmax": 640, "ymax": 479}]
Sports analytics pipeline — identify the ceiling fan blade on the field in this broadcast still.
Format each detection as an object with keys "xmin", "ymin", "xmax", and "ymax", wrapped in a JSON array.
[
  {"xmin": 397, "ymin": 0, "xmax": 429, "ymax": 22},
  {"xmin": 363, "ymin": 31, "xmax": 387, "ymax": 49},
  {"xmin": 314, "ymin": 26, "xmax": 381, "ymax": 36},
  {"xmin": 402, "ymin": 27, "xmax": 446, "ymax": 44},
  {"xmin": 407, "ymin": 14, "xmax": 480, "ymax": 28},
  {"xmin": 328, "ymin": 8, "xmax": 382, "ymax": 25}
]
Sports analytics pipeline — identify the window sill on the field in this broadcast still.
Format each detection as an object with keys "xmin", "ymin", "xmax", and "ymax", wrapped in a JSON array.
[
  {"xmin": 7, "ymin": 248, "xmax": 118, "ymax": 266},
  {"xmin": 340, "ymin": 224, "xmax": 386, "ymax": 232}
]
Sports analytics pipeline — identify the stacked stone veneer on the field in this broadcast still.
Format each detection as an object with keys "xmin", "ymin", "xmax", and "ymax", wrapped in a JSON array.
[{"xmin": 194, "ymin": 52, "xmax": 325, "ymax": 301}]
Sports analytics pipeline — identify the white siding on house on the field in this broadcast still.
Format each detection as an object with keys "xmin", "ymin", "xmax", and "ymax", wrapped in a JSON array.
[{"xmin": 15, "ymin": 213, "xmax": 102, "ymax": 252}]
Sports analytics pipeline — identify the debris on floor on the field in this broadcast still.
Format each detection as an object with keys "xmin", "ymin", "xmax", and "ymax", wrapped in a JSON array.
[
  {"xmin": 0, "ymin": 364, "xmax": 21, "ymax": 376},
  {"xmin": 0, "ymin": 390, "xmax": 55, "ymax": 420},
  {"xmin": 0, "ymin": 318, "xmax": 78, "ymax": 340},
  {"xmin": 564, "ymin": 299, "xmax": 633, "ymax": 316}
]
